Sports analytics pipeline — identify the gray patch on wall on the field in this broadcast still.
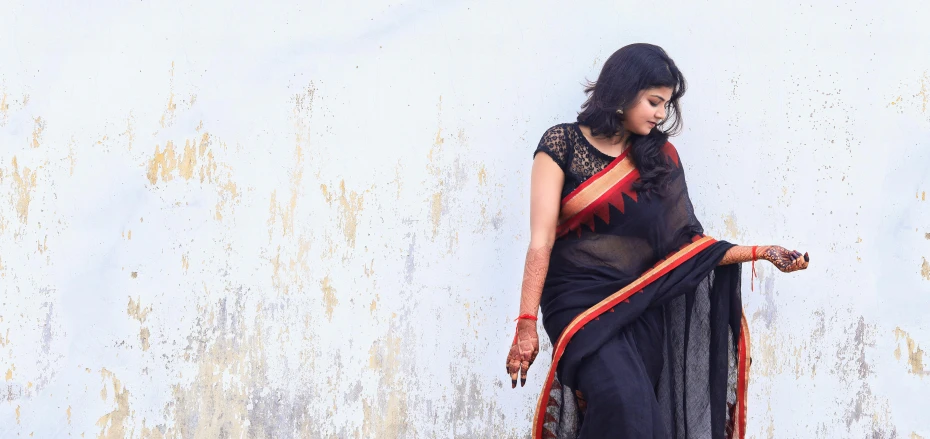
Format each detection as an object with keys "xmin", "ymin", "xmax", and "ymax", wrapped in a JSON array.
[{"xmin": 405, "ymin": 233, "xmax": 416, "ymax": 284}]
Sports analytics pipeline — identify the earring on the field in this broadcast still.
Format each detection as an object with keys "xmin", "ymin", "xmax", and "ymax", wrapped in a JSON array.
[{"xmin": 616, "ymin": 109, "xmax": 624, "ymax": 115}]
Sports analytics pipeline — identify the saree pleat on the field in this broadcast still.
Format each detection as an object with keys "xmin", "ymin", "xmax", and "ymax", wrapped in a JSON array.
[{"xmin": 533, "ymin": 141, "xmax": 750, "ymax": 439}]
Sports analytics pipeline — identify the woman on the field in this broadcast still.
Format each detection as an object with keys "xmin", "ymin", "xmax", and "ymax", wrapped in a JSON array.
[{"xmin": 505, "ymin": 43, "xmax": 809, "ymax": 439}]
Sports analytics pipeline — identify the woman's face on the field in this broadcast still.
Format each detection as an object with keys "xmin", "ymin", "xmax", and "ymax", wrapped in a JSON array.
[{"xmin": 622, "ymin": 86, "xmax": 673, "ymax": 136}]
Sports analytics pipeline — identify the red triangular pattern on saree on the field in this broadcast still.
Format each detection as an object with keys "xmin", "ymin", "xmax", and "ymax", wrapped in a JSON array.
[{"xmin": 557, "ymin": 142, "xmax": 680, "ymax": 237}]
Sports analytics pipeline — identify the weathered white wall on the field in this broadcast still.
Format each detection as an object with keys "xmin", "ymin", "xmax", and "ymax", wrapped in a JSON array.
[{"xmin": 1, "ymin": 1, "xmax": 928, "ymax": 437}]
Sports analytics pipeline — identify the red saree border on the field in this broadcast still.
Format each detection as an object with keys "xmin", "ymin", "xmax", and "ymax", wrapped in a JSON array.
[
  {"xmin": 731, "ymin": 313, "xmax": 751, "ymax": 439},
  {"xmin": 561, "ymin": 147, "xmax": 632, "ymax": 207},
  {"xmin": 558, "ymin": 151, "xmax": 635, "ymax": 229},
  {"xmin": 556, "ymin": 141, "xmax": 681, "ymax": 238},
  {"xmin": 532, "ymin": 235, "xmax": 719, "ymax": 439}
]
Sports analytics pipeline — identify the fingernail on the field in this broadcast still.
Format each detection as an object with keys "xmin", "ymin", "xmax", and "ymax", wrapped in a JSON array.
[
  {"xmin": 521, "ymin": 378, "xmax": 527, "ymax": 387},
  {"xmin": 511, "ymin": 379, "xmax": 517, "ymax": 388},
  {"xmin": 804, "ymin": 253, "xmax": 810, "ymax": 262}
]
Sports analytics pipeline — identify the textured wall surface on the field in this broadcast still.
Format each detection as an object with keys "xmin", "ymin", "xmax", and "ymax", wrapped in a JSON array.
[{"xmin": 2, "ymin": 1, "xmax": 929, "ymax": 438}]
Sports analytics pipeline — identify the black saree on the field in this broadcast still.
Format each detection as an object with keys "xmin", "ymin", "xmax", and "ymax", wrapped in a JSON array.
[{"xmin": 533, "ymin": 140, "xmax": 750, "ymax": 439}]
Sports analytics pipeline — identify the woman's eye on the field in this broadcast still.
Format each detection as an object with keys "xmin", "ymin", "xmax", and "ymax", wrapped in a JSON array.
[{"xmin": 650, "ymin": 101, "xmax": 659, "ymax": 106}]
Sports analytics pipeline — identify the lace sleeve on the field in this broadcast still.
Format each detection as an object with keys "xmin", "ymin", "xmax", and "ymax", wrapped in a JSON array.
[{"xmin": 533, "ymin": 124, "xmax": 571, "ymax": 171}]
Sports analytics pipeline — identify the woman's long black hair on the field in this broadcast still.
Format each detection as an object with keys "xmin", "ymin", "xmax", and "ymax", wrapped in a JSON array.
[{"xmin": 577, "ymin": 43, "xmax": 686, "ymax": 195}]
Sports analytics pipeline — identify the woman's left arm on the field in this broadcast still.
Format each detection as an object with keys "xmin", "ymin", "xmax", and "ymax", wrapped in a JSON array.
[{"xmin": 719, "ymin": 245, "xmax": 810, "ymax": 273}]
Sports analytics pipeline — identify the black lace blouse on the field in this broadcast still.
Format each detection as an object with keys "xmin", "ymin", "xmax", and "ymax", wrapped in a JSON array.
[{"xmin": 533, "ymin": 123, "xmax": 619, "ymax": 199}]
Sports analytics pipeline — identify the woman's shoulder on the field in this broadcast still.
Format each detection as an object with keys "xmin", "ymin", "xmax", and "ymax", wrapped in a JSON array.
[
  {"xmin": 538, "ymin": 122, "xmax": 583, "ymax": 151},
  {"xmin": 534, "ymin": 123, "xmax": 578, "ymax": 169},
  {"xmin": 661, "ymin": 141, "xmax": 681, "ymax": 167},
  {"xmin": 539, "ymin": 122, "xmax": 577, "ymax": 142}
]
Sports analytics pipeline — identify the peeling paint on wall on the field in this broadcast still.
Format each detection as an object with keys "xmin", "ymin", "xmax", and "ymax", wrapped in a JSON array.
[
  {"xmin": 10, "ymin": 157, "xmax": 37, "ymax": 225},
  {"xmin": 30, "ymin": 117, "xmax": 44, "ymax": 148},
  {"xmin": 96, "ymin": 368, "xmax": 131, "ymax": 439},
  {"xmin": 146, "ymin": 135, "xmax": 218, "ymax": 186},
  {"xmin": 321, "ymin": 276, "xmax": 338, "ymax": 321},
  {"xmin": 894, "ymin": 327, "xmax": 929, "ymax": 376}
]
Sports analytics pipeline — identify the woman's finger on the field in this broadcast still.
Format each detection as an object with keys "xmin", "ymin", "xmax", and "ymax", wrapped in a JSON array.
[
  {"xmin": 521, "ymin": 360, "xmax": 530, "ymax": 387},
  {"xmin": 788, "ymin": 256, "xmax": 804, "ymax": 272},
  {"xmin": 508, "ymin": 358, "xmax": 520, "ymax": 388}
]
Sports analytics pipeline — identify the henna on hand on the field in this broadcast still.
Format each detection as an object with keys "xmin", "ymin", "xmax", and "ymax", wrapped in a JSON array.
[
  {"xmin": 506, "ymin": 319, "xmax": 540, "ymax": 388},
  {"xmin": 760, "ymin": 245, "xmax": 810, "ymax": 273},
  {"xmin": 719, "ymin": 245, "xmax": 810, "ymax": 272},
  {"xmin": 519, "ymin": 245, "xmax": 552, "ymax": 316},
  {"xmin": 719, "ymin": 245, "xmax": 755, "ymax": 265},
  {"xmin": 505, "ymin": 243, "xmax": 551, "ymax": 388}
]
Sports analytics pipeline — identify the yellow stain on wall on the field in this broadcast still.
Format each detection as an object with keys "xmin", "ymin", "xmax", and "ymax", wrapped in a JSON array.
[
  {"xmin": 723, "ymin": 213, "xmax": 742, "ymax": 240},
  {"xmin": 364, "ymin": 334, "xmax": 408, "ymax": 437},
  {"xmin": 918, "ymin": 72, "xmax": 929, "ymax": 114},
  {"xmin": 894, "ymin": 327, "xmax": 928, "ymax": 376},
  {"xmin": 67, "ymin": 406, "xmax": 71, "ymax": 425},
  {"xmin": 434, "ymin": 127, "xmax": 444, "ymax": 146},
  {"xmin": 5, "ymin": 364, "xmax": 13, "ymax": 381},
  {"xmin": 320, "ymin": 184, "xmax": 332, "ymax": 203},
  {"xmin": 139, "ymin": 327, "xmax": 151, "ymax": 351},
  {"xmin": 96, "ymin": 369, "xmax": 131, "ymax": 439},
  {"xmin": 215, "ymin": 180, "xmax": 239, "ymax": 221},
  {"xmin": 157, "ymin": 295, "xmax": 270, "ymax": 438},
  {"xmin": 31, "ymin": 116, "xmax": 44, "ymax": 148},
  {"xmin": 159, "ymin": 92, "xmax": 177, "ymax": 128},
  {"xmin": 319, "ymin": 180, "xmax": 365, "ymax": 248},
  {"xmin": 431, "ymin": 191, "xmax": 443, "ymax": 238},
  {"xmin": 128, "ymin": 297, "xmax": 153, "ymax": 351},
  {"xmin": 921, "ymin": 257, "xmax": 930, "ymax": 281},
  {"xmin": 337, "ymin": 180, "xmax": 364, "ymax": 248},
  {"xmin": 477, "ymin": 164, "xmax": 488, "ymax": 186},
  {"xmin": 268, "ymin": 144, "xmax": 303, "ymax": 238},
  {"xmin": 0, "ymin": 93, "xmax": 8, "ymax": 125},
  {"xmin": 178, "ymin": 140, "xmax": 197, "ymax": 180},
  {"xmin": 147, "ymin": 134, "xmax": 217, "ymax": 186},
  {"xmin": 147, "ymin": 142, "xmax": 179, "ymax": 184},
  {"xmin": 181, "ymin": 253, "xmax": 190, "ymax": 272},
  {"xmin": 15, "ymin": 405, "xmax": 20, "ymax": 424},
  {"xmin": 11, "ymin": 157, "xmax": 38, "ymax": 225},
  {"xmin": 125, "ymin": 114, "xmax": 135, "ymax": 151},
  {"xmin": 128, "ymin": 297, "xmax": 151, "ymax": 322},
  {"xmin": 321, "ymin": 276, "xmax": 338, "ymax": 321}
]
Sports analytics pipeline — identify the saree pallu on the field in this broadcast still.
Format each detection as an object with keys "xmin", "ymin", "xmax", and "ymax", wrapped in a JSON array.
[{"xmin": 535, "ymin": 143, "xmax": 750, "ymax": 439}]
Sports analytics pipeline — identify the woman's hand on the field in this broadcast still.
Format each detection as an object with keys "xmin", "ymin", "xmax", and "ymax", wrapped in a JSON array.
[
  {"xmin": 760, "ymin": 245, "xmax": 810, "ymax": 273},
  {"xmin": 506, "ymin": 319, "xmax": 539, "ymax": 388}
]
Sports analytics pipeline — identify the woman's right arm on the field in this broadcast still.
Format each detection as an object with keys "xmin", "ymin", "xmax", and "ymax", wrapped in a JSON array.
[
  {"xmin": 518, "ymin": 153, "xmax": 564, "ymax": 317},
  {"xmin": 506, "ymin": 153, "xmax": 563, "ymax": 388}
]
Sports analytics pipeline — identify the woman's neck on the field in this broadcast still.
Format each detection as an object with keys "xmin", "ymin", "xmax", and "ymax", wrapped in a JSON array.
[{"xmin": 580, "ymin": 125, "xmax": 631, "ymax": 157}]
